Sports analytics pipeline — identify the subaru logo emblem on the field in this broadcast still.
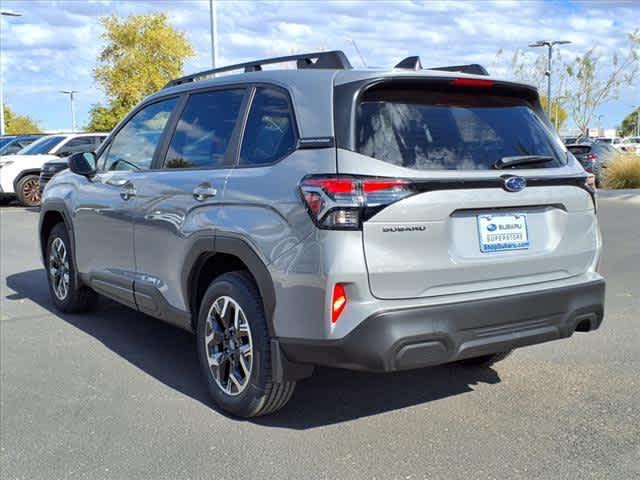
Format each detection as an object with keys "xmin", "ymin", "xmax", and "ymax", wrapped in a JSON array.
[
  {"xmin": 504, "ymin": 176, "xmax": 527, "ymax": 192},
  {"xmin": 487, "ymin": 223, "xmax": 497, "ymax": 232}
]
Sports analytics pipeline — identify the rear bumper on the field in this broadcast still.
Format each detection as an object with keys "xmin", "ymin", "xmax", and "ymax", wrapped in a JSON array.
[{"xmin": 280, "ymin": 279, "xmax": 605, "ymax": 372}]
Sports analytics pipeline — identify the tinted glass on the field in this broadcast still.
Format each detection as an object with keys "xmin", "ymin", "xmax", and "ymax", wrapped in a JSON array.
[
  {"xmin": 19, "ymin": 136, "xmax": 66, "ymax": 155},
  {"xmin": 593, "ymin": 144, "xmax": 615, "ymax": 154},
  {"xmin": 239, "ymin": 87, "xmax": 296, "ymax": 166},
  {"xmin": 0, "ymin": 137, "xmax": 14, "ymax": 148},
  {"xmin": 58, "ymin": 137, "xmax": 96, "ymax": 156},
  {"xmin": 1, "ymin": 143, "xmax": 23, "ymax": 155},
  {"xmin": 164, "ymin": 89, "xmax": 244, "ymax": 169},
  {"xmin": 357, "ymin": 88, "xmax": 566, "ymax": 170},
  {"xmin": 567, "ymin": 145, "xmax": 591, "ymax": 156},
  {"xmin": 103, "ymin": 98, "xmax": 177, "ymax": 171}
]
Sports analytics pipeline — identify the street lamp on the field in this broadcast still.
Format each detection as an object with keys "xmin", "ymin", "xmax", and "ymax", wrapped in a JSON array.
[
  {"xmin": 60, "ymin": 90, "xmax": 79, "ymax": 132},
  {"xmin": 209, "ymin": 0, "xmax": 217, "ymax": 70},
  {"xmin": 529, "ymin": 39, "xmax": 571, "ymax": 118},
  {"xmin": 1, "ymin": 11, "xmax": 23, "ymax": 136}
]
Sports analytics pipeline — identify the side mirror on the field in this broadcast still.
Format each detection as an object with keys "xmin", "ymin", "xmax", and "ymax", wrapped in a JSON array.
[{"xmin": 68, "ymin": 152, "xmax": 97, "ymax": 177}]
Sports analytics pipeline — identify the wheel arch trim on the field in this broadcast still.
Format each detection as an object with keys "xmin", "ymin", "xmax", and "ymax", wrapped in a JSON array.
[
  {"xmin": 183, "ymin": 234, "xmax": 277, "ymax": 336},
  {"xmin": 39, "ymin": 202, "xmax": 81, "ymax": 289}
]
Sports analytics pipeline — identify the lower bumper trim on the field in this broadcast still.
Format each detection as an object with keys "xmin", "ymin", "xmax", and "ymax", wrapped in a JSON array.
[{"xmin": 280, "ymin": 279, "xmax": 605, "ymax": 372}]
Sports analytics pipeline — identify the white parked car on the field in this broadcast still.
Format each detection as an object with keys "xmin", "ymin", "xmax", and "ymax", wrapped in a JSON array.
[
  {"xmin": 0, "ymin": 133, "xmax": 107, "ymax": 206},
  {"xmin": 619, "ymin": 136, "xmax": 640, "ymax": 155}
]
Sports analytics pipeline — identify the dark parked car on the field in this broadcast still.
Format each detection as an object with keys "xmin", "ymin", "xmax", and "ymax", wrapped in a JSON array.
[
  {"xmin": 567, "ymin": 143, "xmax": 618, "ymax": 185},
  {"xmin": 39, "ymin": 158, "xmax": 70, "ymax": 195},
  {"xmin": 0, "ymin": 134, "xmax": 44, "ymax": 156}
]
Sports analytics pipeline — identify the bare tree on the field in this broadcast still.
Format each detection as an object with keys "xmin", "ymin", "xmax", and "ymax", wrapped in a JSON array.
[{"xmin": 564, "ymin": 30, "xmax": 640, "ymax": 134}]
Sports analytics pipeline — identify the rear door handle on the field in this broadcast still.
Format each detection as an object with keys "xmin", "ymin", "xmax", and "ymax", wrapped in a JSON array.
[
  {"xmin": 120, "ymin": 183, "xmax": 136, "ymax": 201},
  {"xmin": 193, "ymin": 184, "xmax": 217, "ymax": 201}
]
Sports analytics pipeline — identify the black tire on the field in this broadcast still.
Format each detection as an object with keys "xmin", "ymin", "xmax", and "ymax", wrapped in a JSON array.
[
  {"xmin": 45, "ymin": 223, "xmax": 97, "ymax": 313},
  {"xmin": 16, "ymin": 174, "xmax": 41, "ymax": 207},
  {"xmin": 196, "ymin": 271, "xmax": 295, "ymax": 418},
  {"xmin": 456, "ymin": 351, "xmax": 512, "ymax": 368}
]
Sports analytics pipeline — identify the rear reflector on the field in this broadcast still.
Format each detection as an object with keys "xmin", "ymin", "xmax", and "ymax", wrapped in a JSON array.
[
  {"xmin": 450, "ymin": 78, "xmax": 494, "ymax": 88},
  {"xmin": 331, "ymin": 283, "xmax": 347, "ymax": 323}
]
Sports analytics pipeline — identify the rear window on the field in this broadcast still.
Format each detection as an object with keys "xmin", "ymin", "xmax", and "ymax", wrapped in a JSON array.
[
  {"xmin": 567, "ymin": 145, "xmax": 591, "ymax": 155},
  {"xmin": 356, "ymin": 88, "xmax": 566, "ymax": 170}
]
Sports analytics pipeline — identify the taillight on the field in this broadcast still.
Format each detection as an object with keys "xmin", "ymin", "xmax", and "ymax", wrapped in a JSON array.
[
  {"xmin": 450, "ymin": 78, "xmax": 494, "ymax": 88},
  {"xmin": 300, "ymin": 175, "xmax": 414, "ymax": 229},
  {"xmin": 585, "ymin": 153, "xmax": 597, "ymax": 161},
  {"xmin": 331, "ymin": 283, "xmax": 347, "ymax": 323}
]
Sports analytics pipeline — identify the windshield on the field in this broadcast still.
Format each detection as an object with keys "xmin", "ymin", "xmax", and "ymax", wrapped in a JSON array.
[
  {"xmin": 18, "ymin": 135, "xmax": 66, "ymax": 155},
  {"xmin": 357, "ymin": 88, "xmax": 566, "ymax": 170},
  {"xmin": 0, "ymin": 137, "xmax": 16, "ymax": 148}
]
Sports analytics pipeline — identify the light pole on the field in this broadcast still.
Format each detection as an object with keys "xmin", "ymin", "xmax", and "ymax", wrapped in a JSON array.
[
  {"xmin": 60, "ymin": 90, "xmax": 79, "ymax": 132},
  {"xmin": 529, "ymin": 39, "xmax": 571, "ymax": 118},
  {"xmin": 1, "ymin": 11, "xmax": 23, "ymax": 136},
  {"xmin": 209, "ymin": 0, "xmax": 217, "ymax": 70}
]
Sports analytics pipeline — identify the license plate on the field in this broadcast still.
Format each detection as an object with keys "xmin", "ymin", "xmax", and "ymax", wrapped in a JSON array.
[{"xmin": 477, "ymin": 214, "xmax": 529, "ymax": 252}]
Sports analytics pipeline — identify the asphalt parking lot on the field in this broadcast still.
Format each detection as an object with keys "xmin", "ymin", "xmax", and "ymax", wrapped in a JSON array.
[{"xmin": 1, "ymin": 198, "xmax": 638, "ymax": 480}]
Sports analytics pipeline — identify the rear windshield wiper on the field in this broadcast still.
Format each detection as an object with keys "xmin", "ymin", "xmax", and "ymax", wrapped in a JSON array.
[{"xmin": 494, "ymin": 155, "xmax": 554, "ymax": 169}]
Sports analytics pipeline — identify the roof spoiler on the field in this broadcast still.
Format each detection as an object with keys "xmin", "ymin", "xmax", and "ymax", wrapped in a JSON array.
[
  {"xmin": 165, "ymin": 50, "xmax": 352, "ymax": 88},
  {"xmin": 394, "ymin": 56, "xmax": 489, "ymax": 76}
]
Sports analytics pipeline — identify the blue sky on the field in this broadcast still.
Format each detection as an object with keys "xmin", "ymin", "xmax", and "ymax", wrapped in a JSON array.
[{"xmin": 1, "ymin": 0, "xmax": 638, "ymax": 132}]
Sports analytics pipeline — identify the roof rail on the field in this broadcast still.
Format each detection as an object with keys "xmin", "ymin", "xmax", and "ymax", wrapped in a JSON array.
[
  {"xmin": 429, "ymin": 64, "xmax": 489, "ymax": 76},
  {"xmin": 165, "ymin": 50, "xmax": 352, "ymax": 88},
  {"xmin": 394, "ymin": 56, "xmax": 489, "ymax": 76}
]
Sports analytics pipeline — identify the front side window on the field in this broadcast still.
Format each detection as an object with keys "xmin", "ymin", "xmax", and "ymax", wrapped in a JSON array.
[
  {"xmin": 356, "ymin": 87, "xmax": 566, "ymax": 170},
  {"xmin": 239, "ymin": 87, "xmax": 296, "ymax": 166},
  {"xmin": 164, "ymin": 89, "xmax": 245, "ymax": 169},
  {"xmin": 19, "ymin": 136, "xmax": 66, "ymax": 155},
  {"xmin": 102, "ymin": 98, "xmax": 177, "ymax": 171}
]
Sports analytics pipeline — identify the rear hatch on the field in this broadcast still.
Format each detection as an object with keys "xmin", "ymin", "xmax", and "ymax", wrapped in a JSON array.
[{"xmin": 335, "ymin": 77, "xmax": 598, "ymax": 300}]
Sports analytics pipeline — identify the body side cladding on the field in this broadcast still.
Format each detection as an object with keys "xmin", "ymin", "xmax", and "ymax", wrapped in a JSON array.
[{"xmin": 133, "ymin": 280, "xmax": 193, "ymax": 331}]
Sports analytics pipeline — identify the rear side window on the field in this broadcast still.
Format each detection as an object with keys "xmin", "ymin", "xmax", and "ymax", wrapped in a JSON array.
[
  {"xmin": 356, "ymin": 88, "xmax": 566, "ymax": 170},
  {"xmin": 239, "ymin": 87, "xmax": 296, "ymax": 166},
  {"xmin": 57, "ymin": 137, "xmax": 96, "ymax": 156},
  {"xmin": 164, "ymin": 89, "xmax": 245, "ymax": 169}
]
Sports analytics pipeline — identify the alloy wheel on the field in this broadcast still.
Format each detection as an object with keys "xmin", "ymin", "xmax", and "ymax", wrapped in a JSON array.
[
  {"xmin": 22, "ymin": 178, "xmax": 41, "ymax": 205},
  {"xmin": 204, "ymin": 296, "xmax": 253, "ymax": 396},
  {"xmin": 49, "ymin": 237, "xmax": 70, "ymax": 300}
]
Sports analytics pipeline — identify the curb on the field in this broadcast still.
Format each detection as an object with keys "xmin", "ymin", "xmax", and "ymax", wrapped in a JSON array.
[{"xmin": 597, "ymin": 189, "xmax": 640, "ymax": 205}]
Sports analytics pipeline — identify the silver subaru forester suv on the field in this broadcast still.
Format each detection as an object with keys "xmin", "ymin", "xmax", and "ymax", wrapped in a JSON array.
[{"xmin": 39, "ymin": 51, "xmax": 605, "ymax": 417}]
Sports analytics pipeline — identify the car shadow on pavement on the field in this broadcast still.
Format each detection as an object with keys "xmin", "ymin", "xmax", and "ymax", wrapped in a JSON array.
[{"xmin": 6, "ymin": 269, "xmax": 502, "ymax": 430}]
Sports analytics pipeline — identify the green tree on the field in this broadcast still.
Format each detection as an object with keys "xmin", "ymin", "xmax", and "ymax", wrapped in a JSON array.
[
  {"xmin": 619, "ymin": 107, "xmax": 640, "ymax": 137},
  {"xmin": 3, "ymin": 104, "xmax": 41, "ymax": 134},
  {"xmin": 540, "ymin": 96, "xmax": 568, "ymax": 130},
  {"xmin": 86, "ymin": 13, "xmax": 194, "ymax": 131},
  {"xmin": 564, "ymin": 30, "xmax": 639, "ymax": 134}
]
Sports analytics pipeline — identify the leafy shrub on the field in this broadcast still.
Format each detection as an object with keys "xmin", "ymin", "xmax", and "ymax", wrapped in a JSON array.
[{"xmin": 602, "ymin": 153, "xmax": 640, "ymax": 189}]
